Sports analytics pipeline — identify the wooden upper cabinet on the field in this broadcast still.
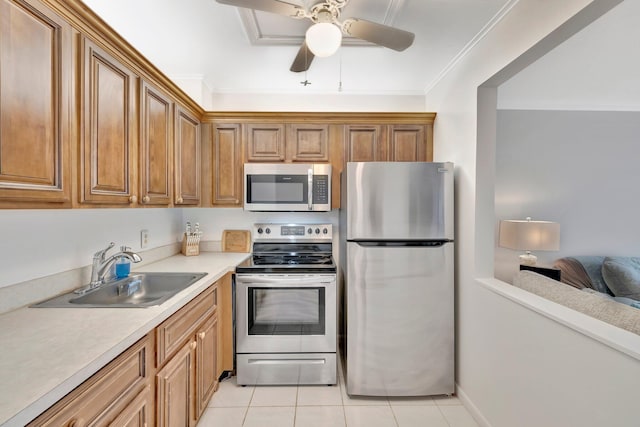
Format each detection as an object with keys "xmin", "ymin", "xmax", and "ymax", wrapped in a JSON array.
[
  {"xmin": 246, "ymin": 123, "xmax": 285, "ymax": 162},
  {"xmin": 174, "ymin": 106, "xmax": 201, "ymax": 206},
  {"xmin": 388, "ymin": 124, "xmax": 428, "ymax": 162},
  {"xmin": 212, "ymin": 124, "xmax": 243, "ymax": 207},
  {"xmin": 0, "ymin": 0, "xmax": 72, "ymax": 205},
  {"xmin": 344, "ymin": 125, "xmax": 386, "ymax": 162},
  {"xmin": 286, "ymin": 124, "xmax": 329, "ymax": 162},
  {"xmin": 80, "ymin": 37, "xmax": 137, "ymax": 205},
  {"xmin": 140, "ymin": 81, "xmax": 173, "ymax": 206}
]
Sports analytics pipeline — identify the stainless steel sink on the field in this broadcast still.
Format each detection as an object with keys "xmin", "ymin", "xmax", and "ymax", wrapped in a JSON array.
[{"xmin": 32, "ymin": 272, "xmax": 208, "ymax": 308}]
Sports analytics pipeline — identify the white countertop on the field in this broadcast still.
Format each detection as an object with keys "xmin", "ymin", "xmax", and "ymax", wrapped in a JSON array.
[{"xmin": 0, "ymin": 252, "xmax": 249, "ymax": 427}]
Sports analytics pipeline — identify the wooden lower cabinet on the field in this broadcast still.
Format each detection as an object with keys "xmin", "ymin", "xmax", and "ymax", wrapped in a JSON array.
[
  {"xmin": 195, "ymin": 314, "xmax": 219, "ymax": 419},
  {"xmin": 27, "ymin": 333, "xmax": 154, "ymax": 427},
  {"xmin": 28, "ymin": 276, "xmax": 230, "ymax": 427},
  {"xmin": 156, "ymin": 281, "xmax": 222, "ymax": 426},
  {"xmin": 108, "ymin": 385, "xmax": 155, "ymax": 427},
  {"xmin": 156, "ymin": 338, "xmax": 196, "ymax": 427}
]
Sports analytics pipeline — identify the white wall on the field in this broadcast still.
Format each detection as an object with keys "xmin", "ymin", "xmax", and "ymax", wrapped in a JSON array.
[
  {"xmin": 210, "ymin": 92, "xmax": 427, "ymax": 112},
  {"xmin": 494, "ymin": 109, "xmax": 640, "ymax": 282},
  {"xmin": 0, "ymin": 209, "xmax": 182, "ymax": 289},
  {"xmin": 425, "ymin": 0, "xmax": 640, "ymax": 426}
]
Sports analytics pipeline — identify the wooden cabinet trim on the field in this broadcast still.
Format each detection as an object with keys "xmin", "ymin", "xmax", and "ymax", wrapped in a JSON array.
[{"xmin": 202, "ymin": 111, "xmax": 436, "ymax": 124}]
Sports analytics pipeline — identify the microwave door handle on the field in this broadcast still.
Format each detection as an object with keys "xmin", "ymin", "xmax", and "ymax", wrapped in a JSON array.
[{"xmin": 308, "ymin": 168, "xmax": 313, "ymax": 211}]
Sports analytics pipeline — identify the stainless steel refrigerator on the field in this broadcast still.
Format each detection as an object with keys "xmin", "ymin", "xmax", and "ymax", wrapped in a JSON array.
[{"xmin": 339, "ymin": 161, "xmax": 454, "ymax": 397}]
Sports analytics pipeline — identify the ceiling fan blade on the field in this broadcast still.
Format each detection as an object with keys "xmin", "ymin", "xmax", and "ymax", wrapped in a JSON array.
[
  {"xmin": 290, "ymin": 42, "xmax": 315, "ymax": 72},
  {"xmin": 343, "ymin": 18, "xmax": 415, "ymax": 51},
  {"xmin": 215, "ymin": 0, "xmax": 304, "ymax": 18}
]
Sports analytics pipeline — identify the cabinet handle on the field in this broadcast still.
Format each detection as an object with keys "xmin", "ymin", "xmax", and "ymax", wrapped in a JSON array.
[
  {"xmin": 68, "ymin": 418, "xmax": 84, "ymax": 427},
  {"xmin": 190, "ymin": 341, "xmax": 197, "ymax": 350},
  {"xmin": 198, "ymin": 331, "xmax": 206, "ymax": 339},
  {"xmin": 129, "ymin": 195, "xmax": 137, "ymax": 204},
  {"xmin": 142, "ymin": 195, "xmax": 150, "ymax": 203},
  {"xmin": 176, "ymin": 197, "xmax": 184, "ymax": 204}
]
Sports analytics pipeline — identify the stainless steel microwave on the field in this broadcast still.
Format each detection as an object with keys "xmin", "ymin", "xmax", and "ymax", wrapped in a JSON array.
[{"xmin": 244, "ymin": 163, "xmax": 331, "ymax": 212}]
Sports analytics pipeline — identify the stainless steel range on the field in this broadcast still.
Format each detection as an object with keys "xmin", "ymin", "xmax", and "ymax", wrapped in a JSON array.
[{"xmin": 235, "ymin": 223, "xmax": 337, "ymax": 386}]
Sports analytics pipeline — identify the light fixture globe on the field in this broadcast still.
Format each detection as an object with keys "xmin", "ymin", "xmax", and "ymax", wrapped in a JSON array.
[{"xmin": 305, "ymin": 22, "xmax": 342, "ymax": 57}]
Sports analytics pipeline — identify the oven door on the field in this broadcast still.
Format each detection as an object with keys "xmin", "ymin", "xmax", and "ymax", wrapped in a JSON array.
[{"xmin": 236, "ymin": 274, "xmax": 336, "ymax": 353}]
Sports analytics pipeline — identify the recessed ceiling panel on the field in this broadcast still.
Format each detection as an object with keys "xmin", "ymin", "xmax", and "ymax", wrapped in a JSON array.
[{"xmin": 239, "ymin": 0, "xmax": 407, "ymax": 46}]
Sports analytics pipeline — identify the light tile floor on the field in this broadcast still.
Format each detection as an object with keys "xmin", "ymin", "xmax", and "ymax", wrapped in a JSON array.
[{"xmin": 199, "ymin": 367, "xmax": 479, "ymax": 427}]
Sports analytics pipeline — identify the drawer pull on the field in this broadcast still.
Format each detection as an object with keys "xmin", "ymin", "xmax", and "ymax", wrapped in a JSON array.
[{"xmin": 248, "ymin": 358, "xmax": 326, "ymax": 365}]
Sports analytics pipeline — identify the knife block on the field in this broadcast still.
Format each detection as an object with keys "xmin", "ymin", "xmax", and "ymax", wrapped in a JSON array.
[{"xmin": 181, "ymin": 232, "xmax": 200, "ymax": 256}]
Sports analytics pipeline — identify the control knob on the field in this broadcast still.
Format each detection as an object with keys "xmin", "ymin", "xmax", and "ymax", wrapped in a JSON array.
[
  {"xmin": 307, "ymin": 228, "xmax": 313, "ymax": 234},
  {"xmin": 257, "ymin": 227, "xmax": 263, "ymax": 234},
  {"xmin": 315, "ymin": 228, "xmax": 320, "ymax": 234},
  {"xmin": 323, "ymin": 228, "xmax": 328, "ymax": 234},
  {"xmin": 265, "ymin": 228, "xmax": 271, "ymax": 234}
]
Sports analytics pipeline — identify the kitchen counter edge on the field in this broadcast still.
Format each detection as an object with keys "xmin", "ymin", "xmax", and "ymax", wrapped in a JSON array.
[{"xmin": 0, "ymin": 251, "xmax": 249, "ymax": 427}]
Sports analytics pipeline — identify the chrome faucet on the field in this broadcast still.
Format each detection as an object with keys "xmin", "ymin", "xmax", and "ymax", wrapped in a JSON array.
[{"xmin": 75, "ymin": 242, "xmax": 142, "ymax": 294}]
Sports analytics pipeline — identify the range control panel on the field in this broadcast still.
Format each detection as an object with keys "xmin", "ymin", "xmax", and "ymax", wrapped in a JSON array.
[{"xmin": 253, "ymin": 223, "xmax": 333, "ymax": 241}]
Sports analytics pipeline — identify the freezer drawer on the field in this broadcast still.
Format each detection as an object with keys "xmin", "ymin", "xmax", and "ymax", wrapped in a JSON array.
[
  {"xmin": 236, "ymin": 353, "xmax": 337, "ymax": 385},
  {"xmin": 345, "ymin": 241, "xmax": 454, "ymax": 396}
]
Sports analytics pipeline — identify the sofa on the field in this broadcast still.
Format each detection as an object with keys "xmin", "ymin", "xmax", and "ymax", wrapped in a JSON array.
[{"xmin": 513, "ymin": 265, "xmax": 640, "ymax": 336}]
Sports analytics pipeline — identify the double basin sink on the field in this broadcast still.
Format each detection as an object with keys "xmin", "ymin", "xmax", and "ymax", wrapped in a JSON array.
[{"xmin": 33, "ymin": 272, "xmax": 207, "ymax": 308}]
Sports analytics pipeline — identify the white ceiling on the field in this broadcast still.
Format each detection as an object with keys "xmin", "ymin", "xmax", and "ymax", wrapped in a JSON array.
[{"xmin": 82, "ymin": 0, "xmax": 513, "ymax": 97}]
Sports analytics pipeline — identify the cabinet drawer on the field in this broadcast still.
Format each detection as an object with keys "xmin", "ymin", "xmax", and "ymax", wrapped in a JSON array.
[
  {"xmin": 28, "ymin": 334, "xmax": 153, "ymax": 427},
  {"xmin": 156, "ymin": 284, "xmax": 217, "ymax": 366}
]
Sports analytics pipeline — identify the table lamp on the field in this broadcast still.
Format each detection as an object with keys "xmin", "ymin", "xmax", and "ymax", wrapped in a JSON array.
[{"xmin": 499, "ymin": 217, "xmax": 560, "ymax": 266}]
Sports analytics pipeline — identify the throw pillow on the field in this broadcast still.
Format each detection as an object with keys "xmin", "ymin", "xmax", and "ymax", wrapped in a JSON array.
[{"xmin": 601, "ymin": 257, "xmax": 640, "ymax": 300}]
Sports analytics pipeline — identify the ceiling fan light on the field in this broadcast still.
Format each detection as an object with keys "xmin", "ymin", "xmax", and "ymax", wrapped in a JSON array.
[{"xmin": 305, "ymin": 23, "xmax": 342, "ymax": 57}]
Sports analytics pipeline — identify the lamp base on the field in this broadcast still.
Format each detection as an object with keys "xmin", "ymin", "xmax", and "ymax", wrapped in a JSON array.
[{"xmin": 519, "ymin": 252, "xmax": 538, "ymax": 266}]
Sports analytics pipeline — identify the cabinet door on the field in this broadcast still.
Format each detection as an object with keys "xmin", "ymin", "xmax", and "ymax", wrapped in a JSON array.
[
  {"xmin": 139, "ymin": 81, "xmax": 172, "ymax": 206},
  {"xmin": 344, "ymin": 125, "xmax": 386, "ymax": 162},
  {"xmin": 246, "ymin": 123, "xmax": 285, "ymax": 162},
  {"xmin": 80, "ymin": 37, "xmax": 137, "ymax": 205},
  {"xmin": 0, "ymin": 0, "xmax": 71, "ymax": 205},
  {"xmin": 174, "ymin": 106, "xmax": 201, "ymax": 206},
  {"xmin": 107, "ymin": 385, "xmax": 154, "ymax": 427},
  {"xmin": 388, "ymin": 125, "xmax": 427, "ymax": 162},
  {"xmin": 212, "ymin": 124, "xmax": 242, "ymax": 206},
  {"xmin": 286, "ymin": 124, "xmax": 329, "ymax": 162},
  {"xmin": 195, "ymin": 314, "xmax": 218, "ymax": 418},
  {"xmin": 157, "ymin": 339, "xmax": 196, "ymax": 427}
]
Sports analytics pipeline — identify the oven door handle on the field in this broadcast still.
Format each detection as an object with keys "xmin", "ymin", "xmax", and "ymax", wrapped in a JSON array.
[{"xmin": 237, "ymin": 276, "xmax": 335, "ymax": 286}]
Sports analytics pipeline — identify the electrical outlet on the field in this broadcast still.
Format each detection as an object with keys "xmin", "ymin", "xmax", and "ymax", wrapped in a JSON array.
[{"xmin": 140, "ymin": 229, "xmax": 149, "ymax": 249}]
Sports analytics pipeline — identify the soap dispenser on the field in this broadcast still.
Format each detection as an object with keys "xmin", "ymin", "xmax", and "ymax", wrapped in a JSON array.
[{"xmin": 115, "ymin": 246, "xmax": 131, "ymax": 278}]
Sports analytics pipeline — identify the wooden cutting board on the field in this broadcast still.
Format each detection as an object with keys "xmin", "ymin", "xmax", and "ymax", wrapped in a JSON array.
[{"xmin": 221, "ymin": 230, "xmax": 251, "ymax": 253}]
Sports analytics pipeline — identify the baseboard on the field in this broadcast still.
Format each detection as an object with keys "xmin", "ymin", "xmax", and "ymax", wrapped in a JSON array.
[{"xmin": 456, "ymin": 383, "xmax": 493, "ymax": 427}]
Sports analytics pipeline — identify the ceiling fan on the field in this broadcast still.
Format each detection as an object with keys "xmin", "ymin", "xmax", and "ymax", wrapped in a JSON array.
[{"xmin": 215, "ymin": 0, "xmax": 415, "ymax": 72}]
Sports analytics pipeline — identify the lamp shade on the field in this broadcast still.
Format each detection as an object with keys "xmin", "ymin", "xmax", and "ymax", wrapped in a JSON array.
[
  {"xmin": 305, "ymin": 23, "xmax": 342, "ymax": 57},
  {"xmin": 499, "ymin": 218, "xmax": 560, "ymax": 251}
]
